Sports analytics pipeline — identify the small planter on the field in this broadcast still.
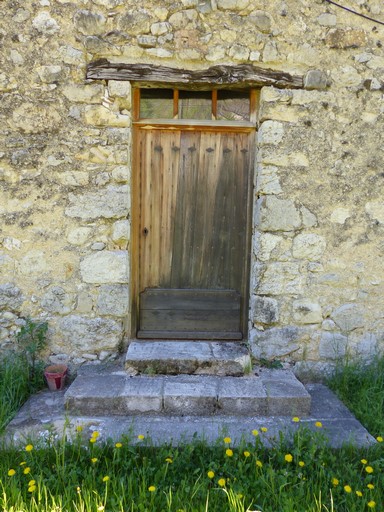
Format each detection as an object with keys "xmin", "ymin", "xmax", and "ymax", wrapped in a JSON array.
[{"xmin": 44, "ymin": 364, "xmax": 68, "ymax": 391}]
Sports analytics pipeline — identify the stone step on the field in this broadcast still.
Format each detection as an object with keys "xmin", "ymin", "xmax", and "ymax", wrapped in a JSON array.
[
  {"xmin": 125, "ymin": 341, "xmax": 252, "ymax": 376},
  {"xmin": 64, "ymin": 370, "xmax": 311, "ymax": 417}
]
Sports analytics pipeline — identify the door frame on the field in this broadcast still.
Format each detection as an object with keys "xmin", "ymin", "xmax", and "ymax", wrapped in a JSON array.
[{"xmin": 130, "ymin": 87, "xmax": 258, "ymax": 339}]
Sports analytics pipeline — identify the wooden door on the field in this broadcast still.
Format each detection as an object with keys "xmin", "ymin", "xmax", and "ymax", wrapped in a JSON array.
[{"xmin": 134, "ymin": 124, "xmax": 254, "ymax": 339}]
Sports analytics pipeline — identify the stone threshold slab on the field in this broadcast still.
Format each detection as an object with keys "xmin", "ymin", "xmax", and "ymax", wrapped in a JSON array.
[
  {"xmin": 64, "ymin": 370, "xmax": 311, "ymax": 417},
  {"xmin": 125, "ymin": 341, "xmax": 252, "ymax": 376}
]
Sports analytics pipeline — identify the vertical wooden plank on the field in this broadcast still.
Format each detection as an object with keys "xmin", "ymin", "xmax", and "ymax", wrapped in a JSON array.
[{"xmin": 137, "ymin": 123, "xmax": 255, "ymax": 338}]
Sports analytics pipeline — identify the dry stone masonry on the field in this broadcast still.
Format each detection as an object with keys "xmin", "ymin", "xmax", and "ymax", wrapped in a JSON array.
[{"xmin": 1, "ymin": 0, "xmax": 384, "ymax": 377}]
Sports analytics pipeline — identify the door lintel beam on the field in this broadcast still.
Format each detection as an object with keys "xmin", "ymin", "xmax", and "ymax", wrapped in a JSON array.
[{"xmin": 86, "ymin": 60, "xmax": 304, "ymax": 90}]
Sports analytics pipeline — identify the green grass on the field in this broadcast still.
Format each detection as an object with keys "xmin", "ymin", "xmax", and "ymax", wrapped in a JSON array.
[
  {"xmin": 0, "ymin": 355, "xmax": 383, "ymax": 511},
  {"xmin": 328, "ymin": 356, "xmax": 384, "ymax": 436},
  {"xmin": 0, "ymin": 351, "xmax": 45, "ymax": 433}
]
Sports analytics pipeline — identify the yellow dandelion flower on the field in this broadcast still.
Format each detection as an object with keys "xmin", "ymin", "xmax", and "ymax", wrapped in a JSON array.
[
  {"xmin": 332, "ymin": 478, "xmax": 339, "ymax": 487},
  {"xmin": 97, "ymin": 506, "xmax": 105, "ymax": 511},
  {"xmin": 91, "ymin": 431, "xmax": 100, "ymax": 438},
  {"xmin": 165, "ymin": 457, "xmax": 173, "ymax": 463},
  {"xmin": 218, "ymin": 478, "xmax": 226, "ymax": 487},
  {"xmin": 284, "ymin": 454, "xmax": 293, "ymax": 463},
  {"xmin": 356, "ymin": 490, "xmax": 363, "ymax": 497},
  {"xmin": 261, "ymin": 427, "xmax": 268, "ymax": 433},
  {"xmin": 243, "ymin": 451, "xmax": 250, "ymax": 458},
  {"xmin": 299, "ymin": 461, "xmax": 305, "ymax": 467},
  {"xmin": 91, "ymin": 457, "xmax": 98, "ymax": 463},
  {"xmin": 344, "ymin": 485, "xmax": 352, "ymax": 493},
  {"xmin": 137, "ymin": 434, "xmax": 145, "ymax": 440},
  {"xmin": 148, "ymin": 485, "xmax": 156, "ymax": 492},
  {"xmin": 223, "ymin": 437, "xmax": 231, "ymax": 444},
  {"xmin": 237, "ymin": 493, "xmax": 243, "ymax": 499},
  {"xmin": 28, "ymin": 480, "xmax": 36, "ymax": 486},
  {"xmin": 28, "ymin": 485, "xmax": 36, "ymax": 492},
  {"xmin": 115, "ymin": 442, "xmax": 122, "ymax": 448},
  {"xmin": 102, "ymin": 476, "xmax": 110, "ymax": 482},
  {"xmin": 365, "ymin": 466, "xmax": 374, "ymax": 474},
  {"xmin": 25, "ymin": 444, "xmax": 33, "ymax": 452},
  {"xmin": 7, "ymin": 469, "xmax": 16, "ymax": 476},
  {"xmin": 368, "ymin": 501, "xmax": 376, "ymax": 509},
  {"xmin": 361, "ymin": 459, "xmax": 368, "ymax": 465},
  {"xmin": 19, "ymin": 461, "xmax": 26, "ymax": 466},
  {"xmin": 367, "ymin": 484, "xmax": 374, "ymax": 490},
  {"xmin": 256, "ymin": 460, "xmax": 263, "ymax": 468},
  {"xmin": 252, "ymin": 429, "xmax": 259, "ymax": 436},
  {"xmin": 292, "ymin": 417, "xmax": 300, "ymax": 422},
  {"xmin": 225, "ymin": 449, "xmax": 233, "ymax": 457},
  {"xmin": 376, "ymin": 436, "xmax": 383, "ymax": 443},
  {"xmin": 315, "ymin": 421, "xmax": 323, "ymax": 428},
  {"xmin": 207, "ymin": 470, "xmax": 215, "ymax": 479},
  {"xmin": 90, "ymin": 437, "xmax": 97, "ymax": 443},
  {"xmin": 76, "ymin": 486, "xmax": 81, "ymax": 494},
  {"xmin": 76, "ymin": 425, "xmax": 83, "ymax": 432},
  {"xmin": 23, "ymin": 467, "xmax": 31, "ymax": 475}
]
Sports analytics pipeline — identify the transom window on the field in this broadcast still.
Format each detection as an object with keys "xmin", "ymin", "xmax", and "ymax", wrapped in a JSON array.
[{"xmin": 136, "ymin": 88, "xmax": 254, "ymax": 123}]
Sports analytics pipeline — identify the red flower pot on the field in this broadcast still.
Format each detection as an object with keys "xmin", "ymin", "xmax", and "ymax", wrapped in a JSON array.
[{"xmin": 44, "ymin": 364, "xmax": 68, "ymax": 391}]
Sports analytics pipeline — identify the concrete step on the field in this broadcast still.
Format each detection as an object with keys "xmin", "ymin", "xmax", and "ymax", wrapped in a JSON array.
[
  {"xmin": 125, "ymin": 341, "xmax": 252, "ymax": 376},
  {"xmin": 64, "ymin": 370, "xmax": 311, "ymax": 417}
]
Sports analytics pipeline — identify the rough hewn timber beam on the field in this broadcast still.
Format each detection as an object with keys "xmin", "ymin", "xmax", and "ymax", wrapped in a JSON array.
[{"xmin": 86, "ymin": 59, "xmax": 304, "ymax": 89}]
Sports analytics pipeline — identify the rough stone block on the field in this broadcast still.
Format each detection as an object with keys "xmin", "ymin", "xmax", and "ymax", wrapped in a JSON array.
[
  {"xmin": 163, "ymin": 375, "xmax": 218, "ymax": 415},
  {"xmin": 121, "ymin": 377, "xmax": 163, "ymax": 413},
  {"xmin": 293, "ymin": 300, "xmax": 322, "ymax": 324},
  {"xmin": 97, "ymin": 284, "xmax": 129, "ymax": 316},
  {"xmin": 217, "ymin": 377, "xmax": 268, "ymax": 415},
  {"xmin": 292, "ymin": 234, "xmax": 326, "ymax": 261},
  {"xmin": 365, "ymin": 201, "xmax": 384, "ymax": 224},
  {"xmin": 325, "ymin": 28, "xmax": 368, "ymax": 49},
  {"xmin": 59, "ymin": 315, "xmax": 123, "ymax": 352},
  {"xmin": 251, "ymin": 295, "xmax": 279, "ymax": 324},
  {"xmin": 0, "ymin": 284, "xmax": 23, "ymax": 310},
  {"xmin": 256, "ymin": 262, "xmax": 304, "ymax": 295},
  {"xmin": 73, "ymin": 10, "xmax": 106, "ymax": 35},
  {"xmin": 258, "ymin": 121, "xmax": 285, "ymax": 145},
  {"xmin": 257, "ymin": 196, "xmax": 301, "ymax": 232},
  {"xmin": 65, "ymin": 186, "xmax": 129, "ymax": 220},
  {"xmin": 80, "ymin": 251, "xmax": 129, "ymax": 284},
  {"xmin": 319, "ymin": 332, "xmax": 348, "ymax": 360},
  {"xmin": 330, "ymin": 303, "xmax": 364, "ymax": 332},
  {"xmin": 260, "ymin": 369, "xmax": 311, "ymax": 416},
  {"xmin": 65, "ymin": 375, "xmax": 127, "ymax": 415},
  {"xmin": 250, "ymin": 326, "xmax": 300, "ymax": 360}
]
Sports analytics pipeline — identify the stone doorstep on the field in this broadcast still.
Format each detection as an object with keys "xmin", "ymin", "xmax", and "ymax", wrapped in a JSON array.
[
  {"xmin": 124, "ymin": 341, "xmax": 252, "ymax": 376},
  {"xmin": 64, "ymin": 371, "xmax": 311, "ymax": 417}
]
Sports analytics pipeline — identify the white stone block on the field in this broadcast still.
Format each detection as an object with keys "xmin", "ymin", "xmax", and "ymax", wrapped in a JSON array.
[
  {"xmin": 330, "ymin": 208, "xmax": 351, "ymax": 224},
  {"xmin": 293, "ymin": 300, "xmax": 322, "ymax": 324},
  {"xmin": 365, "ymin": 201, "xmax": 384, "ymax": 224},
  {"xmin": 80, "ymin": 251, "xmax": 129, "ymax": 284},
  {"xmin": 292, "ymin": 234, "xmax": 326, "ymax": 261},
  {"xmin": 258, "ymin": 121, "xmax": 285, "ymax": 145}
]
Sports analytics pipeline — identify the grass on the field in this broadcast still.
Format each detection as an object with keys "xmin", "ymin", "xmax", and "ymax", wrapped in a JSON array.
[
  {"xmin": 0, "ymin": 355, "xmax": 383, "ymax": 511},
  {"xmin": 0, "ymin": 351, "xmax": 44, "ymax": 433},
  {"xmin": 328, "ymin": 356, "xmax": 384, "ymax": 436}
]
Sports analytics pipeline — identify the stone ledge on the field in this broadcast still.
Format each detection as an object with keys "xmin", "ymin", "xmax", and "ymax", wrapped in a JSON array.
[
  {"xmin": 125, "ymin": 341, "xmax": 252, "ymax": 376},
  {"xmin": 64, "ymin": 371, "xmax": 311, "ymax": 417}
]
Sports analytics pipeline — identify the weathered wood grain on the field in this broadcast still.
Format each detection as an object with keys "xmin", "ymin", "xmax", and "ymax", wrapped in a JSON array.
[
  {"xmin": 87, "ymin": 60, "xmax": 304, "ymax": 89},
  {"xmin": 136, "ymin": 123, "xmax": 255, "ymax": 338}
]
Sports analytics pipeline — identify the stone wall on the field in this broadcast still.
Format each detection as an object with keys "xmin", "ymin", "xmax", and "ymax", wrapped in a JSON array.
[{"xmin": 1, "ymin": 0, "xmax": 384, "ymax": 376}]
